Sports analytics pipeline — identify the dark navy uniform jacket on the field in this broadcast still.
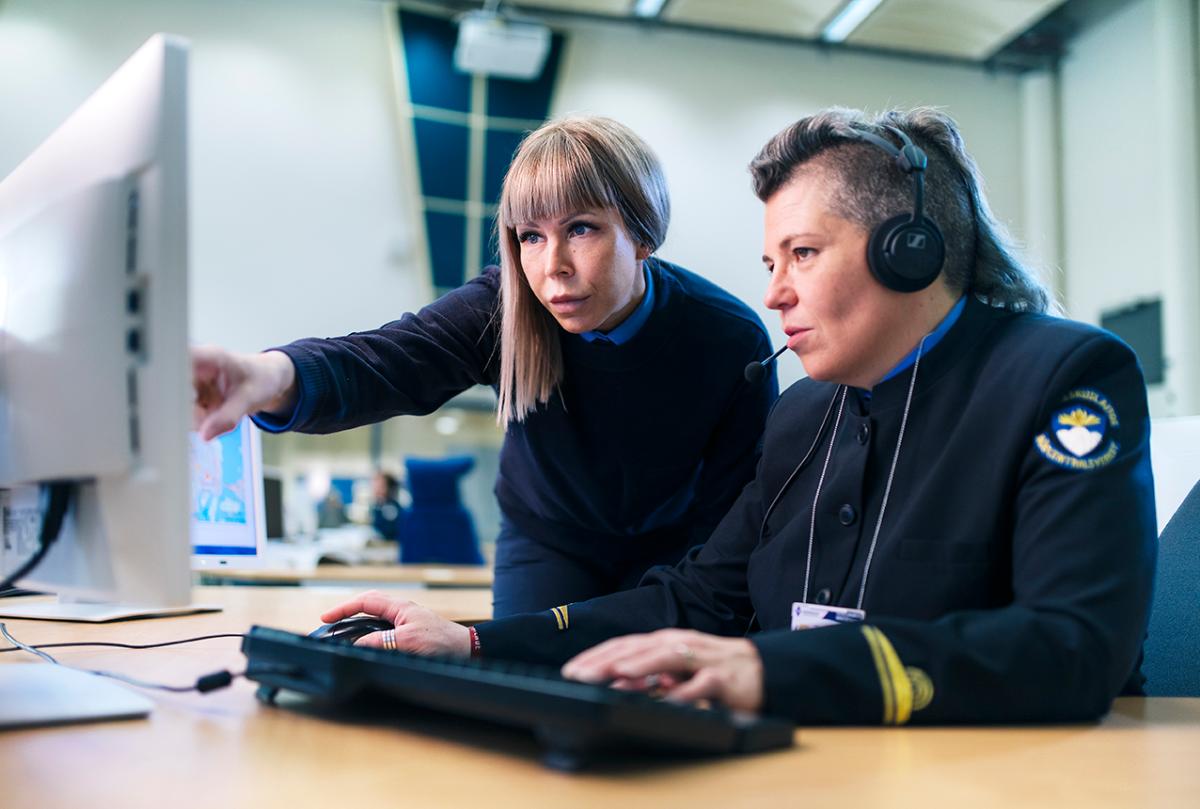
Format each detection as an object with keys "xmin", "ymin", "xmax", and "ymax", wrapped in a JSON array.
[{"xmin": 475, "ymin": 296, "xmax": 1158, "ymax": 725}]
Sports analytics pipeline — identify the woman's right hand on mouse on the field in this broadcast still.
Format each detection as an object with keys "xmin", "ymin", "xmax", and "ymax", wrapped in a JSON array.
[
  {"xmin": 320, "ymin": 591, "xmax": 472, "ymax": 659},
  {"xmin": 191, "ymin": 346, "xmax": 297, "ymax": 440}
]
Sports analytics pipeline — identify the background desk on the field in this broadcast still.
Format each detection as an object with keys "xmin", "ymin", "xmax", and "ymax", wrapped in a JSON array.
[
  {"xmin": 2, "ymin": 587, "xmax": 1197, "ymax": 808},
  {"xmin": 199, "ymin": 563, "xmax": 494, "ymax": 588}
]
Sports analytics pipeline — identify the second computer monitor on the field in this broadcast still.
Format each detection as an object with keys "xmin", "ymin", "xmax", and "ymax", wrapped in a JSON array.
[{"xmin": 190, "ymin": 417, "xmax": 267, "ymax": 568}]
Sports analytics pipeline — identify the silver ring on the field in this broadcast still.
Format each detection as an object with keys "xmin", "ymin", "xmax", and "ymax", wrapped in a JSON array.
[{"xmin": 381, "ymin": 629, "xmax": 396, "ymax": 651}]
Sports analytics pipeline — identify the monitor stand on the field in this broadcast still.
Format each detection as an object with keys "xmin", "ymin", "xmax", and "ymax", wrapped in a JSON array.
[
  {"xmin": 0, "ymin": 597, "xmax": 221, "ymax": 622},
  {"xmin": 0, "ymin": 664, "xmax": 153, "ymax": 729}
]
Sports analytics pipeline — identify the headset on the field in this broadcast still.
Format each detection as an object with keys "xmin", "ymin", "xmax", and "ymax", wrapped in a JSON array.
[{"xmin": 842, "ymin": 125, "xmax": 945, "ymax": 293}]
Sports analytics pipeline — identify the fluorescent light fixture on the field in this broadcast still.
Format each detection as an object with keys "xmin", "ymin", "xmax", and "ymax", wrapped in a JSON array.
[
  {"xmin": 633, "ymin": 0, "xmax": 668, "ymax": 19},
  {"xmin": 821, "ymin": 0, "xmax": 885, "ymax": 42}
]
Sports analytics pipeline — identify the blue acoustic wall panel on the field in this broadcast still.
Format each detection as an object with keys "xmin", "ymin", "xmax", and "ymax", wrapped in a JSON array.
[
  {"xmin": 424, "ymin": 210, "xmax": 467, "ymax": 291},
  {"xmin": 483, "ymin": 128, "xmax": 527, "ymax": 205},
  {"xmin": 486, "ymin": 35, "xmax": 565, "ymax": 120},
  {"xmin": 399, "ymin": 10, "xmax": 471, "ymax": 112},
  {"xmin": 413, "ymin": 118, "xmax": 469, "ymax": 200},
  {"xmin": 397, "ymin": 8, "xmax": 564, "ymax": 293}
]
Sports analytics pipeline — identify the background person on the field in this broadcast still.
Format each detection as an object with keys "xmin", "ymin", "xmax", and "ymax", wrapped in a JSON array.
[
  {"xmin": 369, "ymin": 471, "xmax": 404, "ymax": 542},
  {"xmin": 192, "ymin": 116, "xmax": 778, "ymax": 617},
  {"xmin": 324, "ymin": 107, "xmax": 1156, "ymax": 725}
]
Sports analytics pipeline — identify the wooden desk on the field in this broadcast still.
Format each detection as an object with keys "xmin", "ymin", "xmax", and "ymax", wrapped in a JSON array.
[
  {"xmin": 2, "ymin": 588, "xmax": 1197, "ymax": 808},
  {"xmin": 199, "ymin": 563, "xmax": 494, "ymax": 588},
  {"xmin": 0, "ymin": 585, "xmax": 493, "ymax": 631}
]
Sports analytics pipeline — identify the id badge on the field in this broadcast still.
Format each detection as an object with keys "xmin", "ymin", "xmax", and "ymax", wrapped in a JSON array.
[{"xmin": 791, "ymin": 602, "xmax": 866, "ymax": 630}]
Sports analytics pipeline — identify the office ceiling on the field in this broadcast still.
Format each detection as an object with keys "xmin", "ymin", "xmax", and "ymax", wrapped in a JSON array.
[{"xmin": 496, "ymin": 0, "xmax": 1072, "ymax": 65}]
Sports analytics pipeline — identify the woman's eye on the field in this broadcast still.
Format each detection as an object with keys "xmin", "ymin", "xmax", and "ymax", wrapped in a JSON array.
[
  {"xmin": 518, "ymin": 232, "xmax": 541, "ymax": 244},
  {"xmin": 793, "ymin": 247, "xmax": 815, "ymax": 260},
  {"xmin": 567, "ymin": 222, "xmax": 594, "ymax": 237}
]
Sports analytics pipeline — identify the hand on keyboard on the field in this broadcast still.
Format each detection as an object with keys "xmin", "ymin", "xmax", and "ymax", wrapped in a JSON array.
[
  {"xmin": 561, "ymin": 628, "xmax": 765, "ymax": 713},
  {"xmin": 242, "ymin": 625, "xmax": 796, "ymax": 767}
]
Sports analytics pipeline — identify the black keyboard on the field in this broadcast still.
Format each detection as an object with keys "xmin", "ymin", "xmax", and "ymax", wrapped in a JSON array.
[{"xmin": 242, "ymin": 625, "xmax": 795, "ymax": 770}]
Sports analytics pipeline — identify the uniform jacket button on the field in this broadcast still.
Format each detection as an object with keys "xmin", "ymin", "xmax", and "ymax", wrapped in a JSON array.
[
  {"xmin": 857, "ymin": 423, "xmax": 870, "ymax": 444},
  {"xmin": 816, "ymin": 588, "xmax": 832, "ymax": 605},
  {"xmin": 839, "ymin": 503, "xmax": 857, "ymax": 526}
]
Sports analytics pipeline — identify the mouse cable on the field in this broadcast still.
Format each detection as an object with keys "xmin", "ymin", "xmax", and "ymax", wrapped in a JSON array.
[
  {"xmin": 0, "ymin": 632, "xmax": 246, "ymax": 654},
  {"xmin": 0, "ymin": 623, "xmax": 296, "ymax": 694}
]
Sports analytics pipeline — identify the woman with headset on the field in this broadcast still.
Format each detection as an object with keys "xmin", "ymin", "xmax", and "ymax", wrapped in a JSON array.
[
  {"xmin": 322, "ymin": 107, "xmax": 1156, "ymax": 725},
  {"xmin": 192, "ymin": 116, "xmax": 777, "ymax": 618}
]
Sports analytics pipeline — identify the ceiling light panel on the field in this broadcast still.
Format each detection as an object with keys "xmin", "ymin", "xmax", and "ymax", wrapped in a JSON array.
[
  {"xmin": 846, "ymin": 0, "xmax": 1068, "ymax": 60},
  {"xmin": 515, "ymin": 0, "xmax": 635, "ymax": 16},
  {"xmin": 664, "ymin": 0, "xmax": 846, "ymax": 39}
]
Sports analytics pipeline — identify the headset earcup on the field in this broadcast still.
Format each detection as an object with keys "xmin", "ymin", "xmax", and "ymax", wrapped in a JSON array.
[{"xmin": 867, "ymin": 214, "xmax": 946, "ymax": 292}]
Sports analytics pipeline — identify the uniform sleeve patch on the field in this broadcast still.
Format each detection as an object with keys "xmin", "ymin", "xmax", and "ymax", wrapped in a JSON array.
[{"xmin": 1034, "ymin": 388, "xmax": 1120, "ymax": 471}]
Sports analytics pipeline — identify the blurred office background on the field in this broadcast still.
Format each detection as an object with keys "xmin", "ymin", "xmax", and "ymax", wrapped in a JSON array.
[{"xmin": 1, "ymin": 0, "xmax": 1196, "ymax": 550}]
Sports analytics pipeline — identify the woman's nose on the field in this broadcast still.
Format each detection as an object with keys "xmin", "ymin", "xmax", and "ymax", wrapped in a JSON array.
[
  {"xmin": 547, "ymin": 237, "xmax": 573, "ymax": 277},
  {"xmin": 763, "ymin": 266, "xmax": 793, "ymax": 310}
]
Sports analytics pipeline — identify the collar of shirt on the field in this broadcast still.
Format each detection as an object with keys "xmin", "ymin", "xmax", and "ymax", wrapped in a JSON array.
[
  {"xmin": 860, "ymin": 295, "xmax": 967, "ymax": 399},
  {"xmin": 579, "ymin": 264, "xmax": 654, "ymax": 345}
]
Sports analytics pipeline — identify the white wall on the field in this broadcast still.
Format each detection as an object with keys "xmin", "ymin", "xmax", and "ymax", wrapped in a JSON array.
[
  {"xmin": 0, "ymin": 0, "xmax": 430, "ymax": 353},
  {"xmin": 550, "ymin": 19, "xmax": 1026, "ymax": 388},
  {"xmin": 1058, "ymin": 0, "xmax": 1200, "ymax": 417},
  {"xmin": 8, "ymin": 2, "xmax": 1186, "ymax": 407},
  {"xmin": 0, "ymin": 0, "xmax": 1030, "ymax": 392}
]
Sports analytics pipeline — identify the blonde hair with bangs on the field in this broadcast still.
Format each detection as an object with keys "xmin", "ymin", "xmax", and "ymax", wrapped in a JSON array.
[{"xmin": 495, "ymin": 116, "xmax": 670, "ymax": 424}]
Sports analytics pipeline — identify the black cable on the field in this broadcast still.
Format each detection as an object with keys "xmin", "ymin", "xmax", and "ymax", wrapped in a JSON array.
[
  {"xmin": 80, "ymin": 665, "xmax": 239, "ymax": 694},
  {"xmin": 0, "ymin": 482, "xmax": 73, "ymax": 592},
  {"xmin": 0, "ymin": 632, "xmax": 246, "ymax": 654},
  {"xmin": 0, "ymin": 623, "xmax": 294, "ymax": 695}
]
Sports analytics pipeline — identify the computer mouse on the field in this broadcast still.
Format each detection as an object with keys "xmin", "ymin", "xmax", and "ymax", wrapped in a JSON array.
[{"xmin": 308, "ymin": 616, "xmax": 394, "ymax": 644}]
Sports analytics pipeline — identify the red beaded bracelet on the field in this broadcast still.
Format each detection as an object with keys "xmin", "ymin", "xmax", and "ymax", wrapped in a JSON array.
[{"xmin": 467, "ymin": 626, "xmax": 481, "ymax": 658}]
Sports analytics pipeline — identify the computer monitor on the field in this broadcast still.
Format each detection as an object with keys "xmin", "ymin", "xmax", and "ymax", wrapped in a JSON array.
[
  {"xmin": 190, "ymin": 417, "xmax": 267, "ymax": 568},
  {"xmin": 0, "ymin": 34, "xmax": 204, "ymax": 622}
]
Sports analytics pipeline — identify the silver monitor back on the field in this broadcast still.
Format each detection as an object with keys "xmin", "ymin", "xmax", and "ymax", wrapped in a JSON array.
[{"xmin": 0, "ymin": 34, "xmax": 194, "ymax": 615}]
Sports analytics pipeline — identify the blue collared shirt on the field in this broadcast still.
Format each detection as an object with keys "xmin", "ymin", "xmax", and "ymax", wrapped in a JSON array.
[
  {"xmin": 579, "ymin": 265, "xmax": 654, "ymax": 345},
  {"xmin": 873, "ymin": 295, "xmax": 967, "ymax": 387}
]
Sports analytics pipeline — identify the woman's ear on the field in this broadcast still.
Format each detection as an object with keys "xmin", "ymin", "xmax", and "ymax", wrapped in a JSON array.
[{"xmin": 635, "ymin": 243, "xmax": 653, "ymax": 261}]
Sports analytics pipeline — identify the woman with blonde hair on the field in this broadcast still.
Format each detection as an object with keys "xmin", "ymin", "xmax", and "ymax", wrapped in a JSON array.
[{"xmin": 193, "ymin": 116, "xmax": 777, "ymax": 616}]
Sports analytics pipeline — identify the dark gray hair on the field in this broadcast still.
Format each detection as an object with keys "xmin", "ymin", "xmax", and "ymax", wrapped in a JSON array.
[{"xmin": 749, "ymin": 107, "xmax": 1056, "ymax": 314}]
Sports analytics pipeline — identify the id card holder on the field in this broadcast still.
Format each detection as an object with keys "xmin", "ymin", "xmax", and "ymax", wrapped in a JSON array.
[{"xmin": 791, "ymin": 602, "xmax": 866, "ymax": 630}]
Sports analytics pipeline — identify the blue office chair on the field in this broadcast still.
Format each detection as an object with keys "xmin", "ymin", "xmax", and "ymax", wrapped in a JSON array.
[
  {"xmin": 398, "ymin": 456, "xmax": 485, "ymax": 565},
  {"xmin": 1143, "ymin": 477, "xmax": 1200, "ymax": 696}
]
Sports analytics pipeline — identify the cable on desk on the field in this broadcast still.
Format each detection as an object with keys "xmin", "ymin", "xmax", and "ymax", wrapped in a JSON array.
[
  {"xmin": 0, "ymin": 623, "xmax": 297, "ymax": 694},
  {"xmin": 0, "ymin": 632, "xmax": 246, "ymax": 654}
]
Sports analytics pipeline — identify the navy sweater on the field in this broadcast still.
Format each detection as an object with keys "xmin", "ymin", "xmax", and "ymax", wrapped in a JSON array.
[{"xmin": 257, "ymin": 258, "xmax": 778, "ymax": 560}]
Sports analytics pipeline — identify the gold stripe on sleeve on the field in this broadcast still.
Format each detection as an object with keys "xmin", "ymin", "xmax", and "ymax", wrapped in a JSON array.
[
  {"xmin": 861, "ymin": 626, "xmax": 915, "ymax": 726},
  {"xmin": 861, "ymin": 626, "xmax": 895, "ymax": 724}
]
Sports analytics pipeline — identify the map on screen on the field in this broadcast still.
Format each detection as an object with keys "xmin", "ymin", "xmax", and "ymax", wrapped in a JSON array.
[
  {"xmin": 192, "ymin": 424, "xmax": 247, "ymax": 525},
  {"xmin": 190, "ymin": 418, "xmax": 260, "ymax": 558}
]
